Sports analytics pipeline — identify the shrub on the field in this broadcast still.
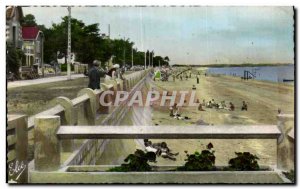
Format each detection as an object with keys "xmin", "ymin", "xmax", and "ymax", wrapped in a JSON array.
[
  {"xmin": 177, "ymin": 143, "xmax": 216, "ymax": 171},
  {"xmin": 108, "ymin": 149, "xmax": 156, "ymax": 172},
  {"xmin": 60, "ymin": 63, "xmax": 74, "ymax": 72},
  {"xmin": 6, "ymin": 44, "xmax": 23, "ymax": 78},
  {"xmin": 227, "ymin": 152, "xmax": 259, "ymax": 171}
]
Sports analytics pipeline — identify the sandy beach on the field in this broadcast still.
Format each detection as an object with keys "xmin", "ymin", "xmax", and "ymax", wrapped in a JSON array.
[{"xmin": 98, "ymin": 68, "xmax": 294, "ymax": 167}]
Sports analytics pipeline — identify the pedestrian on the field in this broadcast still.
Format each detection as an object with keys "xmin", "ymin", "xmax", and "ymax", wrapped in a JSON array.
[
  {"xmin": 196, "ymin": 75, "xmax": 199, "ymax": 84},
  {"xmin": 88, "ymin": 60, "xmax": 101, "ymax": 90}
]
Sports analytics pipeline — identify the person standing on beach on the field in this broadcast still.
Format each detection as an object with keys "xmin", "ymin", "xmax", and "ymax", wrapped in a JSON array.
[{"xmin": 196, "ymin": 75, "xmax": 199, "ymax": 84}]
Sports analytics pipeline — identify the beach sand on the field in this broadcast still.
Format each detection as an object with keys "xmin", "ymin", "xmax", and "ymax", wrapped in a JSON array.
[{"xmin": 97, "ymin": 69, "xmax": 294, "ymax": 168}]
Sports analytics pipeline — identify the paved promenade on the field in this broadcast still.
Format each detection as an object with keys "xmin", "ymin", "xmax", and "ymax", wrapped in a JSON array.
[{"xmin": 7, "ymin": 74, "xmax": 86, "ymax": 89}]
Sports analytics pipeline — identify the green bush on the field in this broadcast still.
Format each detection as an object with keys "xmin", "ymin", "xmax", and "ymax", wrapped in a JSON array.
[
  {"xmin": 108, "ymin": 149, "xmax": 156, "ymax": 172},
  {"xmin": 227, "ymin": 152, "xmax": 259, "ymax": 171},
  {"xmin": 6, "ymin": 44, "xmax": 23, "ymax": 78},
  {"xmin": 177, "ymin": 143, "xmax": 216, "ymax": 171},
  {"xmin": 60, "ymin": 63, "xmax": 74, "ymax": 72}
]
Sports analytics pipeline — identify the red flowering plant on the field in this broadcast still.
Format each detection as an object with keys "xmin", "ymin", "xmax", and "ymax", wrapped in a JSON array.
[{"xmin": 177, "ymin": 143, "xmax": 216, "ymax": 171}]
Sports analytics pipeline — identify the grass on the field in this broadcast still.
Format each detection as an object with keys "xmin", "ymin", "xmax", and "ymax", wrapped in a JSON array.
[{"xmin": 7, "ymin": 77, "xmax": 91, "ymax": 116}]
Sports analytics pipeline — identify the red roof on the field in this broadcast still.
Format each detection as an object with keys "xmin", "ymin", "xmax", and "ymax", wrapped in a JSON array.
[{"xmin": 22, "ymin": 26, "xmax": 39, "ymax": 40}]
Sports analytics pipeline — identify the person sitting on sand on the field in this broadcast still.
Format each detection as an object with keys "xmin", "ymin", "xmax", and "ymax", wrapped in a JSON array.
[
  {"xmin": 192, "ymin": 85, "xmax": 196, "ymax": 90},
  {"xmin": 241, "ymin": 101, "xmax": 248, "ymax": 111},
  {"xmin": 206, "ymin": 101, "xmax": 212, "ymax": 108},
  {"xmin": 229, "ymin": 102, "xmax": 235, "ymax": 111},
  {"xmin": 144, "ymin": 140, "xmax": 159, "ymax": 155},
  {"xmin": 170, "ymin": 103, "xmax": 180, "ymax": 117},
  {"xmin": 211, "ymin": 99, "xmax": 217, "ymax": 107},
  {"xmin": 198, "ymin": 103, "xmax": 205, "ymax": 111},
  {"xmin": 158, "ymin": 142, "xmax": 179, "ymax": 161},
  {"xmin": 218, "ymin": 101, "xmax": 226, "ymax": 109}
]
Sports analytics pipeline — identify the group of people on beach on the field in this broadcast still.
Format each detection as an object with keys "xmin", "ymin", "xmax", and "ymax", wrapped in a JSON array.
[
  {"xmin": 144, "ymin": 139, "xmax": 179, "ymax": 161},
  {"xmin": 198, "ymin": 99, "xmax": 248, "ymax": 111}
]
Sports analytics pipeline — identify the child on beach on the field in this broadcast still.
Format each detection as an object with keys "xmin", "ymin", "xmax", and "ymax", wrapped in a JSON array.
[
  {"xmin": 229, "ymin": 102, "xmax": 235, "ymax": 111},
  {"xmin": 198, "ymin": 103, "xmax": 205, "ymax": 111},
  {"xmin": 144, "ymin": 140, "xmax": 179, "ymax": 161},
  {"xmin": 241, "ymin": 101, "xmax": 248, "ymax": 111},
  {"xmin": 159, "ymin": 142, "xmax": 179, "ymax": 161},
  {"xmin": 170, "ymin": 103, "xmax": 180, "ymax": 117}
]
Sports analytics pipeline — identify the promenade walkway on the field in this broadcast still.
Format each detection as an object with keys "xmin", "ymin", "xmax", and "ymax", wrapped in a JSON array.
[{"xmin": 7, "ymin": 74, "xmax": 86, "ymax": 89}]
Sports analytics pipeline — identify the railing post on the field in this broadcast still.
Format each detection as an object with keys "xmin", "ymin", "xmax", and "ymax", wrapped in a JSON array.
[
  {"xmin": 77, "ymin": 88, "xmax": 96, "ymax": 125},
  {"xmin": 53, "ymin": 96, "xmax": 75, "ymax": 152},
  {"xmin": 34, "ymin": 116, "xmax": 61, "ymax": 171},
  {"xmin": 7, "ymin": 115, "xmax": 28, "ymax": 183},
  {"xmin": 277, "ymin": 114, "xmax": 294, "ymax": 171},
  {"xmin": 99, "ymin": 83, "xmax": 114, "ymax": 114}
]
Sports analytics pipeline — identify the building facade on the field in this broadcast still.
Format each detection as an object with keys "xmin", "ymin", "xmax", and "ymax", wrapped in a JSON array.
[
  {"xmin": 6, "ymin": 6, "xmax": 23, "ymax": 48},
  {"xmin": 22, "ymin": 26, "xmax": 44, "ymax": 67}
]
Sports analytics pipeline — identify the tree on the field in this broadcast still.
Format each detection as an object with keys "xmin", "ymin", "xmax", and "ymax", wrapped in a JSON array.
[
  {"xmin": 164, "ymin": 56, "xmax": 170, "ymax": 62},
  {"xmin": 6, "ymin": 44, "xmax": 24, "ymax": 77},
  {"xmin": 38, "ymin": 16, "xmax": 171, "ymax": 68},
  {"xmin": 22, "ymin": 14, "xmax": 37, "ymax": 26}
]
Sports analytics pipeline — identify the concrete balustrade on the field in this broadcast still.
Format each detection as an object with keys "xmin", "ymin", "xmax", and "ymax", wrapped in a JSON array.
[
  {"xmin": 77, "ymin": 88, "xmax": 97, "ymax": 125},
  {"xmin": 7, "ymin": 115, "xmax": 28, "ymax": 183},
  {"xmin": 277, "ymin": 114, "xmax": 294, "ymax": 171},
  {"xmin": 54, "ymin": 96, "xmax": 75, "ymax": 152},
  {"xmin": 34, "ymin": 116, "xmax": 61, "ymax": 171},
  {"xmin": 8, "ymin": 69, "xmax": 153, "ymax": 181}
]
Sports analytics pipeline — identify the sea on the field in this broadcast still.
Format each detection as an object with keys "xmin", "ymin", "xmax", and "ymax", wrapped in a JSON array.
[{"xmin": 206, "ymin": 64, "xmax": 294, "ymax": 83}]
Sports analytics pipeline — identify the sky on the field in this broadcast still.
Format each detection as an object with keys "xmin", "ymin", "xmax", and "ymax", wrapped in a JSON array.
[{"xmin": 22, "ymin": 6, "xmax": 294, "ymax": 65}]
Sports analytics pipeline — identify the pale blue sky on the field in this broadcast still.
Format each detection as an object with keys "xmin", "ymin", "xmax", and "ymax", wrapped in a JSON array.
[{"xmin": 23, "ymin": 6, "xmax": 294, "ymax": 65}]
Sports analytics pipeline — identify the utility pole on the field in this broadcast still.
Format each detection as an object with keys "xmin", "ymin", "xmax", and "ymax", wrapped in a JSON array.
[
  {"xmin": 67, "ymin": 6, "xmax": 71, "ymax": 80},
  {"xmin": 123, "ymin": 37, "xmax": 125, "ymax": 68},
  {"xmin": 41, "ymin": 33, "xmax": 44, "ymax": 77},
  {"xmin": 144, "ymin": 52, "xmax": 146, "ymax": 70},
  {"xmin": 108, "ymin": 24, "xmax": 110, "ymax": 39},
  {"xmin": 131, "ymin": 46, "xmax": 133, "ymax": 68},
  {"xmin": 148, "ymin": 50, "xmax": 150, "ymax": 68},
  {"xmin": 151, "ymin": 50, "xmax": 154, "ymax": 67}
]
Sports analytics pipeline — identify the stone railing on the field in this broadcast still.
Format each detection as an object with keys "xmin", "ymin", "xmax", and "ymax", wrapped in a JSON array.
[
  {"xmin": 7, "ymin": 69, "xmax": 151, "ymax": 183},
  {"xmin": 26, "ymin": 114, "xmax": 295, "ymax": 183},
  {"xmin": 7, "ymin": 115, "xmax": 28, "ymax": 183}
]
